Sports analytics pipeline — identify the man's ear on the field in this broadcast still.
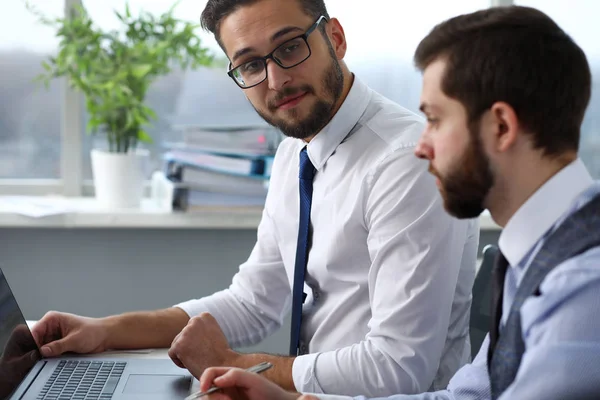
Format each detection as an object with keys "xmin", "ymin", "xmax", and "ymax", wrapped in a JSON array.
[
  {"xmin": 327, "ymin": 18, "xmax": 347, "ymax": 59},
  {"xmin": 489, "ymin": 102, "xmax": 519, "ymax": 153}
]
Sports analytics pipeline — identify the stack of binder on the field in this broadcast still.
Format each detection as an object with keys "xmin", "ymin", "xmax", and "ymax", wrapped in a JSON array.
[{"xmin": 160, "ymin": 126, "xmax": 281, "ymax": 211}]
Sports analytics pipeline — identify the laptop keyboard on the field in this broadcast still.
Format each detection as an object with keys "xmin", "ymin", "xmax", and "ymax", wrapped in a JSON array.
[{"xmin": 37, "ymin": 360, "xmax": 127, "ymax": 400}]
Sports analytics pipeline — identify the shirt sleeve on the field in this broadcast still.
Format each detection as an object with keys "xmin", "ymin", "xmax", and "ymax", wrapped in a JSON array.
[
  {"xmin": 174, "ymin": 143, "xmax": 294, "ymax": 349},
  {"xmin": 311, "ymin": 336, "xmax": 491, "ymax": 400},
  {"xmin": 293, "ymin": 148, "xmax": 478, "ymax": 397},
  {"xmin": 498, "ymin": 247, "xmax": 600, "ymax": 400},
  {"xmin": 311, "ymin": 228, "xmax": 600, "ymax": 400}
]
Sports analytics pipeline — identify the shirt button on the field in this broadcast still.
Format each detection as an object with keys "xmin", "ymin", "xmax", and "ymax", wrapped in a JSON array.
[
  {"xmin": 299, "ymin": 341, "xmax": 308, "ymax": 355},
  {"xmin": 313, "ymin": 290, "xmax": 320, "ymax": 302}
]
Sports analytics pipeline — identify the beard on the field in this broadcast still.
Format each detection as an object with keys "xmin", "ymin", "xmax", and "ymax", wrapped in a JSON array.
[
  {"xmin": 252, "ymin": 52, "xmax": 344, "ymax": 140},
  {"xmin": 432, "ymin": 119, "xmax": 495, "ymax": 219}
]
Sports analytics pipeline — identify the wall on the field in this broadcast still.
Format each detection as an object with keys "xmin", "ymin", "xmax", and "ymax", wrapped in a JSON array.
[{"xmin": 0, "ymin": 227, "xmax": 500, "ymax": 354}]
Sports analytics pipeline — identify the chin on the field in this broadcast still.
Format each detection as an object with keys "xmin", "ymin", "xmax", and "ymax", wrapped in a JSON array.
[
  {"xmin": 443, "ymin": 201, "xmax": 485, "ymax": 219},
  {"xmin": 278, "ymin": 107, "xmax": 311, "ymax": 123}
]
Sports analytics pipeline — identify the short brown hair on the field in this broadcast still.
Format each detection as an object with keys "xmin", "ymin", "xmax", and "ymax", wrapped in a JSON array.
[
  {"xmin": 414, "ymin": 6, "xmax": 591, "ymax": 157},
  {"xmin": 201, "ymin": 0, "xmax": 330, "ymax": 47}
]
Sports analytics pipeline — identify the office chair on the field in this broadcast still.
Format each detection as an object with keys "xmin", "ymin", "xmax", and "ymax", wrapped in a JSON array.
[{"xmin": 469, "ymin": 244, "xmax": 498, "ymax": 359}]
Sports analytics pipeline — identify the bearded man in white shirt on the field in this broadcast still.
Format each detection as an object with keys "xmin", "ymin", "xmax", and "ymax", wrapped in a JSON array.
[{"xmin": 30, "ymin": 0, "xmax": 478, "ymax": 397}]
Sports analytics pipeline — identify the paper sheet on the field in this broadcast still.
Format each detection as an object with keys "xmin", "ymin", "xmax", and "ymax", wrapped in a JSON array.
[{"xmin": 0, "ymin": 196, "xmax": 69, "ymax": 218}]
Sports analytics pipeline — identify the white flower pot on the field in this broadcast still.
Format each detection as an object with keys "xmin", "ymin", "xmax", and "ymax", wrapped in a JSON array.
[{"xmin": 91, "ymin": 148, "xmax": 149, "ymax": 209}]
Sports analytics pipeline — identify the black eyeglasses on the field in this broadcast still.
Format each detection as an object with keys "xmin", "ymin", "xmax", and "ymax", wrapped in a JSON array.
[{"xmin": 227, "ymin": 16, "xmax": 329, "ymax": 89}]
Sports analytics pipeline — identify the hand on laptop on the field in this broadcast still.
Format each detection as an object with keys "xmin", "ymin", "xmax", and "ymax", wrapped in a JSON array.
[
  {"xmin": 0, "ymin": 324, "xmax": 41, "ymax": 398},
  {"xmin": 200, "ymin": 367, "xmax": 302, "ymax": 400},
  {"xmin": 30, "ymin": 311, "xmax": 109, "ymax": 357},
  {"xmin": 169, "ymin": 312, "xmax": 239, "ymax": 379}
]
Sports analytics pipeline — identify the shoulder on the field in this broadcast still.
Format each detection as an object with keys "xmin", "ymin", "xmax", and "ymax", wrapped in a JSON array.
[
  {"xmin": 541, "ymin": 246, "xmax": 600, "ymax": 292},
  {"xmin": 360, "ymin": 90, "xmax": 426, "ymax": 152},
  {"xmin": 521, "ymin": 246, "xmax": 600, "ymax": 341}
]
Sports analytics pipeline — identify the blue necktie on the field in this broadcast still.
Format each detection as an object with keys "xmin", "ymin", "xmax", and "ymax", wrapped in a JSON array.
[{"xmin": 289, "ymin": 147, "xmax": 316, "ymax": 356}]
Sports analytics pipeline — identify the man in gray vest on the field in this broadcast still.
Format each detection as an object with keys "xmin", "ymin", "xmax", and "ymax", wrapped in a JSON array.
[{"xmin": 196, "ymin": 5, "xmax": 600, "ymax": 400}]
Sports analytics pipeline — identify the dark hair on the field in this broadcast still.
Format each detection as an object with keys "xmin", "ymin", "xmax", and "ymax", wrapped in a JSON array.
[
  {"xmin": 201, "ymin": 0, "xmax": 330, "ymax": 46},
  {"xmin": 414, "ymin": 6, "xmax": 591, "ymax": 157}
]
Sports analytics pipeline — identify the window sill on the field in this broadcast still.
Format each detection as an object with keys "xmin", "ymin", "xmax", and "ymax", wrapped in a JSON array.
[
  {"xmin": 0, "ymin": 196, "xmax": 501, "ymax": 230},
  {"xmin": 0, "ymin": 197, "xmax": 263, "ymax": 229}
]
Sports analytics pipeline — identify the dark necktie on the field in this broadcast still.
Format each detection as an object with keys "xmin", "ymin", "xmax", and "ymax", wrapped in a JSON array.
[
  {"xmin": 289, "ymin": 147, "xmax": 316, "ymax": 356},
  {"xmin": 487, "ymin": 251, "xmax": 509, "ymax": 371}
]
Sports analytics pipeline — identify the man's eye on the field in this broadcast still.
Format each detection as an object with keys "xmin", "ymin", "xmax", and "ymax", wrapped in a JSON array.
[
  {"xmin": 241, "ymin": 61, "xmax": 261, "ymax": 72},
  {"xmin": 282, "ymin": 44, "xmax": 300, "ymax": 53}
]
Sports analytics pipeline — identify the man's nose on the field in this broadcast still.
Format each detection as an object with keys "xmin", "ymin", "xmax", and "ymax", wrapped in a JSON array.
[
  {"xmin": 266, "ymin": 60, "xmax": 292, "ymax": 91},
  {"xmin": 414, "ymin": 134, "xmax": 434, "ymax": 160}
]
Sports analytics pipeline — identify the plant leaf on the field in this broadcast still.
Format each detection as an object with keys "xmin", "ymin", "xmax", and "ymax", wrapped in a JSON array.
[
  {"xmin": 131, "ymin": 64, "xmax": 153, "ymax": 78},
  {"xmin": 28, "ymin": 0, "xmax": 215, "ymax": 149},
  {"xmin": 138, "ymin": 129, "xmax": 153, "ymax": 143}
]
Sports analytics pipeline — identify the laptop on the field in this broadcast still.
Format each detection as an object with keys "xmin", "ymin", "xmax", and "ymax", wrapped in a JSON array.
[{"xmin": 0, "ymin": 267, "xmax": 194, "ymax": 400}]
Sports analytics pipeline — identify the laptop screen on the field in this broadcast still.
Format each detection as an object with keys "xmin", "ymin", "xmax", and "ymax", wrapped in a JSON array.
[{"xmin": 0, "ymin": 268, "xmax": 42, "ymax": 399}]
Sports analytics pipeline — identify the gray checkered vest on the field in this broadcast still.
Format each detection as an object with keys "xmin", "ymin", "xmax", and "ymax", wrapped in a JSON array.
[{"xmin": 489, "ymin": 192, "xmax": 600, "ymax": 399}]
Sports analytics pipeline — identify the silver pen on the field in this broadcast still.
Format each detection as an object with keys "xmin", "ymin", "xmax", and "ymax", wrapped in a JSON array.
[{"xmin": 185, "ymin": 362, "xmax": 273, "ymax": 400}]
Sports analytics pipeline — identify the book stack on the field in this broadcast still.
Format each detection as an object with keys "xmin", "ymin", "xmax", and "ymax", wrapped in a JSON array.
[{"xmin": 160, "ymin": 126, "xmax": 282, "ymax": 211}]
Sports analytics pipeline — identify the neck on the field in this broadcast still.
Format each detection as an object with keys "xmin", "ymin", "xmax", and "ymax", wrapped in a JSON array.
[
  {"xmin": 304, "ymin": 68, "xmax": 354, "ymax": 142},
  {"xmin": 487, "ymin": 152, "xmax": 577, "ymax": 227}
]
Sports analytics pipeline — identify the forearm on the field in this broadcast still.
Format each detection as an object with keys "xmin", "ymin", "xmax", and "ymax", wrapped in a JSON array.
[
  {"xmin": 177, "ymin": 289, "xmax": 284, "ymax": 349},
  {"xmin": 102, "ymin": 307, "xmax": 189, "ymax": 350},
  {"xmin": 232, "ymin": 353, "xmax": 297, "ymax": 391}
]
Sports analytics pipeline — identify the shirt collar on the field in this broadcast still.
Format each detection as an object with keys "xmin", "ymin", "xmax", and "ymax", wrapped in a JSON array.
[
  {"xmin": 499, "ymin": 158, "xmax": 594, "ymax": 268},
  {"xmin": 299, "ymin": 75, "xmax": 372, "ymax": 170}
]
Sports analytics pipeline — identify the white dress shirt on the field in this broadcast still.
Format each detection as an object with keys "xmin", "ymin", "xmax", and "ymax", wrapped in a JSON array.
[
  {"xmin": 175, "ymin": 77, "xmax": 480, "ymax": 397},
  {"xmin": 320, "ymin": 159, "xmax": 600, "ymax": 400}
]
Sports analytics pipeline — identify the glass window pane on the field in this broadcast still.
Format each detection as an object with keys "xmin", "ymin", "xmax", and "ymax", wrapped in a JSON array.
[
  {"xmin": 81, "ymin": 0, "xmax": 236, "ymax": 180},
  {"xmin": 327, "ymin": 0, "xmax": 489, "ymax": 115},
  {"xmin": 516, "ymin": 0, "xmax": 600, "ymax": 177},
  {"xmin": 80, "ymin": 0, "xmax": 488, "ymax": 180},
  {"xmin": 0, "ymin": 1, "xmax": 63, "ymax": 179}
]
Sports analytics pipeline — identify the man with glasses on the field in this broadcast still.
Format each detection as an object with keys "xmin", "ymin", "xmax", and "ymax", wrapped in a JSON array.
[{"xmin": 29, "ymin": 0, "xmax": 479, "ymax": 397}]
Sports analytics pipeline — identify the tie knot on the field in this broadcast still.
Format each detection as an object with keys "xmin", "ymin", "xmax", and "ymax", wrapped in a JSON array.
[{"xmin": 299, "ymin": 148, "xmax": 316, "ymax": 181}]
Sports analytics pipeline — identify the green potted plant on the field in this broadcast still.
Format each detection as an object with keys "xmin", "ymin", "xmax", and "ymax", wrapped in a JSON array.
[{"xmin": 27, "ymin": 1, "xmax": 214, "ymax": 208}]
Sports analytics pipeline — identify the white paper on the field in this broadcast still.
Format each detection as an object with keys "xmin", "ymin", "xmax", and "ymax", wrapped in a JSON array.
[{"xmin": 0, "ymin": 196, "xmax": 69, "ymax": 218}]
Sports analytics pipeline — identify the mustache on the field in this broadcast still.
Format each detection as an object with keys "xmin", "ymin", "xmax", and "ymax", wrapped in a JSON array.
[{"xmin": 268, "ymin": 85, "xmax": 314, "ymax": 110}]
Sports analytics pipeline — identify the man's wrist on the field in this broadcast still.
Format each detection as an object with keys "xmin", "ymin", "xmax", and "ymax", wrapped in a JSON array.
[
  {"xmin": 99, "ymin": 316, "xmax": 117, "ymax": 350},
  {"xmin": 222, "ymin": 349, "xmax": 244, "ymax": 367}
]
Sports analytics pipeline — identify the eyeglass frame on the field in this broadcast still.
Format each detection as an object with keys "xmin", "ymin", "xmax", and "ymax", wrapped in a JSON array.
[{"xmin": 226, "ymin": 15, "xmax": 329, "ymax": 89}]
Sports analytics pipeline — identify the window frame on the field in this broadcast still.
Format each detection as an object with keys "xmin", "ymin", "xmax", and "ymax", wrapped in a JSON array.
[{"xmin": 0, "ymin": 0, "xmax": 508, "ymax": 196}]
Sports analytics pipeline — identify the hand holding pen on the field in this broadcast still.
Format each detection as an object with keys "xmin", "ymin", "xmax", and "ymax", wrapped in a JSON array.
[
  {"xmin": 186, "ymin": 362, "xmax": 273, "ymax": 399},
  {"xmin": 193, "ymin": 362, "xmax": 303, "ymax": 400}
]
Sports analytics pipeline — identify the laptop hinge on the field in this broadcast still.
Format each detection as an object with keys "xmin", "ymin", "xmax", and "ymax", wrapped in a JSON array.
[{"xmin": 10, "ymin": 360, "xmax": 47, "ymax": 400}]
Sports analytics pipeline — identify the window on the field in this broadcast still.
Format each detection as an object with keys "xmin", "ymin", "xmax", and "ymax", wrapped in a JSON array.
[
  {"xmin": 0, "ymin": 1, "xmax": 63, "ymax": 179},
  {"xmin": 327, "ymin": 0, "xmax": 489, "ymax": 114},
  {"xmin": 80, "ymin": 0, "xmax": 267, "ymax": 180},
  {"xmin": 14, "ymin": 0, "xmax": 582, "ymax": 194},
  {"xmin": 516, "ymin": 0, "xmax": 600, "ymax": 177},
  {"xmin": 79, "ymin": 0, "xmax": 488, "ymax": 180}
]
